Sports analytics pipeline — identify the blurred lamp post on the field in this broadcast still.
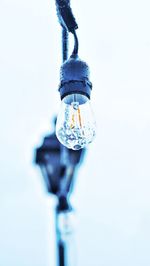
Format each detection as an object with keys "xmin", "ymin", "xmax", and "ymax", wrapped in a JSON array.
[{"xmin": 35, "ymin": 118, "xmax": 85, "ymax": 266}]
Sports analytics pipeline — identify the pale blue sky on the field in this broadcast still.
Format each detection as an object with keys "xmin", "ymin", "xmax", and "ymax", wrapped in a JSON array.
[{"xmin": 0, "ymin": 0, "xmax": 150, "ymax": 265}]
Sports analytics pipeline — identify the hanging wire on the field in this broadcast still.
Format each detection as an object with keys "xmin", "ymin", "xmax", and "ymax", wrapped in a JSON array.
[
  {"xmin": 56, "ymin": 0, "xmax": 79, "ymax": 59},
  {"xmin": 62, "ymin": 27, "xmax": 69, "ymax": 62},
  {"xmin": 71, "ymin": 30, "xmax": 79, "ymax": 58}
]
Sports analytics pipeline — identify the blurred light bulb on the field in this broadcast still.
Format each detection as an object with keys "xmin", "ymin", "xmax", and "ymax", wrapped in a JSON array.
[{"xmin": 56, "ymin": 93, "xmax": 96, "ymax": 150}]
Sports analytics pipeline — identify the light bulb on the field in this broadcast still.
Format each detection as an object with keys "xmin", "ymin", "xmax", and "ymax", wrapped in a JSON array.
[
  {"xmin": 56, "ymin": 56, "xmax": 96, "ymax": 150},
  {"xmin": 56, "ymin": 93, "xmax": 96, "ymax": 150}
]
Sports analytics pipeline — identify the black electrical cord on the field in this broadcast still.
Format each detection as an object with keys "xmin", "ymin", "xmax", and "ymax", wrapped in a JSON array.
[
  {"xmin": 56, "ymin": 0, "xmax": 79, "ymax": 59},
  {"xmin": 71, "ymin": 30, "xmax": 79, "ymax": 58},
  {"xmin": 62, "ymin": 28, "xmax": 68, "ymax": 62},
  {"xmin": 56, "ymin": 0, "xmax": 78, "ymax": 32}
]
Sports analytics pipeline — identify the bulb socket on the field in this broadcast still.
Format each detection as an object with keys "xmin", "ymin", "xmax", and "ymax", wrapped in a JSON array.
[{"xmin": 59, "ymin": 57, "xmax": 92, "ymax": 100}]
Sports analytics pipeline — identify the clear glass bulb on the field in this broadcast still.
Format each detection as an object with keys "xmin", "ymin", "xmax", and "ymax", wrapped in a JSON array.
[{"xmin": 56, "ymin": 94, "xmax": 96, "ymax": 150}]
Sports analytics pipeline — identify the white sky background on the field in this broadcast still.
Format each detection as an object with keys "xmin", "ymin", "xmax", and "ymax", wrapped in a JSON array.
[{"xmin": 0, "ymin": 0, "xmax": 150, "ymax": 265}]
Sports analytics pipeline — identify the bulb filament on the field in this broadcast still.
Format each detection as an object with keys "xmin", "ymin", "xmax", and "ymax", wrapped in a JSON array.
[
  {"xmin": 78, "ymin": 107, "xmax": 82, "ymax": 128},
  {"xmin": 70, "ymin": 114, "xmax": 75, "ymax": 129},
  {"xmin": 70, "ymin": 102, "xmax": 82, "ymax": 129}
]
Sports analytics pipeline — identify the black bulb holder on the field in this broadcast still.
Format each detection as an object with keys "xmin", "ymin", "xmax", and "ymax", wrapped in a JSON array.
[{"xmin": 59, "ymin": 56, "xmax": 92, "ymax": 100}]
